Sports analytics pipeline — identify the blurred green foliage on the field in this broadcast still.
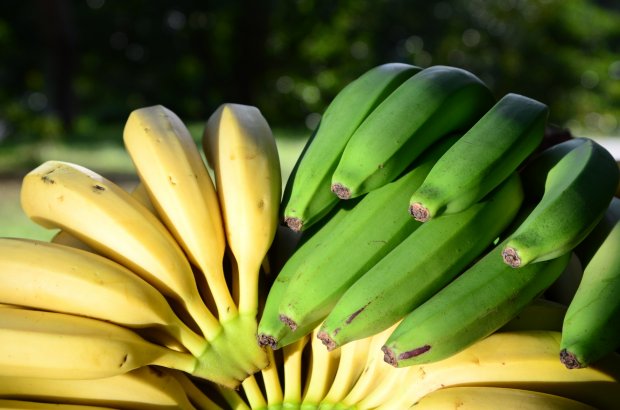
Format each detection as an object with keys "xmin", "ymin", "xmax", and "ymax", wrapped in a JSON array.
[{"xmin": 1, "ymin": 0, "xmax": 620, "ymax": 146}]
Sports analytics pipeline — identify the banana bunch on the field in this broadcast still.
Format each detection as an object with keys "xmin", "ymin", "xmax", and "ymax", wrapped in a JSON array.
[{"xmin": 1, "ymin": 60, "xmax": 620, "ymax": 409}]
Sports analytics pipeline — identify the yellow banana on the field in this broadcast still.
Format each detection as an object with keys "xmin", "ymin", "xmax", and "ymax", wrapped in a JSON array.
[
  {"xmin": 410, "ymin": 386, "xmax": 597, "ymax": 410},
  {"xmin": 0, "ymin": 366, "xmax": 197, "ymax": 410},
  {"xmin": 0, "ymin": 307, "xmax": 236, "ymax": 386},
  {"xmin": 0, "ymin": 237, "xmax": 207, "ymax": 357},
  {"xmin": 282, "ymin": 335, "xmax": 310, "ymax": 408},
  {"xmin": 301, "ymin": 327, "xmax": 341, "ymax": 408},
  {"xmin": 123, "ymin": 105, "xmax": 236, "ymax": 322},
  {"xmin": 19, "ymin": 160, "xmax": 221, "ymax": 341},
  {"xmin": 374, "ymin": 330, "xmax": 620, "ymax": 410},
  {"xmin": 203, "ymin": 103, "xmax": 281, "ymax": 317},
  {"xmin": 168, "ymin": 371, "xmax": 225, "ymax": 410}
]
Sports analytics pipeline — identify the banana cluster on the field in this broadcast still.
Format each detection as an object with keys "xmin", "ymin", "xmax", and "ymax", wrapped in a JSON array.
[{"xmin": 1, "ymin": 62, "xmax": 619, "ymax": 409}]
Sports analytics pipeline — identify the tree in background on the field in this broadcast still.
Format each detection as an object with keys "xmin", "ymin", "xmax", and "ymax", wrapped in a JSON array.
[{"xmin": 0, "ymin": 0, "xmax": 619, "ymax": 144}]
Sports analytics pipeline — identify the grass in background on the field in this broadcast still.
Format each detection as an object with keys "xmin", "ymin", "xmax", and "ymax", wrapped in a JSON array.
[{"xmin": 0, "ymin": 126, "xmax": 309, "ymax": 241}]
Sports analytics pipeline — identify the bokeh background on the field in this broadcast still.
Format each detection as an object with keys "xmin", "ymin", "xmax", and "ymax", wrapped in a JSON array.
[{"xmin": 2, "ymin": 0, "xmax": 620, "ymax": 239}]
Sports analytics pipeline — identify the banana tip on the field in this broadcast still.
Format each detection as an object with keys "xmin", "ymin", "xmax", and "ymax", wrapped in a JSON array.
[
  {"xmin": 560, "ymin": 349, "xmax": 585, "ymax": 369},
  {"xmin": 331, "ymin": 183, "xmax": 351, "ymax": 200},
  {"xmin": 409, "ymin": 203, "xmax": 430, "ymax": 222},
  {"xmin": 284, "ymin": 216, "xmax": 303, "ymax": 232},
  {"xmin": 501, "ymin": 247, "xmax": 522, "ymax": 268},
  {"xmin": 317, "ymin": 331, "xmax": 337, "ymax": 351},
  {"xmin": 257, "ymin": 333, "xmax": 279, "ymax": 350},
  {"xmin": 381, "ymin": 345, "xmax": 398, "ymax": 367}
]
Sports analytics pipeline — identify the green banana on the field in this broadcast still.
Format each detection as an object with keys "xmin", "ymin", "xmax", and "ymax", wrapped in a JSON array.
[
  {"xmin": 381, "ymin": 241, "xmax": 571, "ymax": 367},
  {"xmin": 330, "ymin": 65, "xmax": 494, "ymax": 200},
  {"xmin": 560, "ymin": 197, "xmax": 620, "ymax": 369},
  {"xmin": 317, "ymin": 172, "xmax": 523, "ymax": 351},
  {"xmin": 281, "ymin": 63, "xmax": 421, "ymax": 232},
  {"xmin": 257, "ymin": 199, "xmax": 361, "ymax": 350},
  {"xmin": 276, "ymin": 135, "xmax": 460, "ymax": 345},
  {"xmin": 408, "ymin": 93, "xmax": 547, "ymax": 222},
  {"xmin": 501, "ymin": 138, "xmax": 619, "ymax": 268}
]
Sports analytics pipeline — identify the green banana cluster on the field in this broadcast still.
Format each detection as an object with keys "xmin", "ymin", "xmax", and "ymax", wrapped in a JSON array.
[{"xmin": 261, "ymin": 61, "xmax": 620, "ymax": 383}]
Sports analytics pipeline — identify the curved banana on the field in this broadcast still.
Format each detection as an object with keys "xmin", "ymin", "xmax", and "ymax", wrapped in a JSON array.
[
  {"xmin": 123, "ymin": 105, "xmax": 236, "ymax": 322},
  {"xmin": 409, "ymin": 386, "xmax": 597, "ymax": 410},
  {"xmin": 330, "ymin": 65, "xmax": 494, "ymax": 199},
  {"xmin": 0, "ymin": 366, "xmax": 197, "ymax": 410},
  {"xmin": 0, "ymin": 237, "xmax": 207, "ymax": 357},
  {"xmin": 281, "ymin": 62, "xmax": 420, "ymax": 231},
  {"xmin": 300, "ymin": 327, "xmax": 341, "ymax": 408},
  {"xmin": 561, "ymin": 198, "xmax": 620, "ymax": 369},
  {"xmin": 318, "ymin": 172, "xmax": 523, "ymax": 350},
  {"xmin": 19, "ymin": 160, "xmax": 221, "ymax": 341},
  {"xmin": 0, "ymin": 307, "xmax": 236, "ymax": 386},
  {"xmin": 502, "ymin": 138, "xmax": 619, "ymax": 267},
  {"xmin": 203, "ymin": 103, "xmax": 281, "ymax": 318},
  {"xmin": 257, "ymin": 200, "xmax": 361, "ymax": 350},
  {"xmin": 408, "ymin": 93, "xmax": 546, "ymax": 222},
  {"xmin": 382, "ymin": 243, "xmax": 571, "ymax": 367},
  {"xmin": 375, "ymin": 331, "xmax": 620, "ymax": 410}
]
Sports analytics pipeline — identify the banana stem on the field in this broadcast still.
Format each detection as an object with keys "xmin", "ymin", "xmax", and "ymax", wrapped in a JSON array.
[
  {"xmin": 262, "ymin": 349, "xmax": 284, "ymax": 406},
  {"xmin": 282, "ymin": 337, "xmax": 308, "ymax": 406},
  {"xmin": 172, "ymin": 371, "xmax": 225, "ymax": 410},
  {"xmin": 238, "ymin": 263, "xmax": 261, "ymax": 315},
  {"xmin": 167, "ymin": 321, "xmax": 210, "ymax": 358},
  {"xmin": 185, "ymin": 296, "xmax": 223, "ymax": 341},
  {"xmin": 217, "ymin": 385, "xmax": 252, "ymax": 410},
  {"xmin": 150, "ymin": 347, "xmax": 200, "ymax": 375},
  {"xmin": 242, "ymin": 375, "xmax": 268, "ymax": 409},
  {"xmin": 202, "ymin": 263, "xmax": 239, "ymax": 322}
]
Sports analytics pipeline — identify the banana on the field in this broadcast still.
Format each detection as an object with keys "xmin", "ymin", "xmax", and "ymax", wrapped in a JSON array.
[
  {"xmin": 0, "ymin": 237, "xmax": 208, "ymax": 358},
  {"xmin": 561, "ymin": 198, "xmax": 620, "ymax": 369},
  {"xmin": 375, "ymin": 331, "xmax": 620, "ymax": 410},
  {"xmin": 318, "ymin": 172, "xmax": 523, "ymax": 350},
  {"xmin": 19, "ymin": 161, "xmax": 221, "ymax": 342},
  {"xmin": 257, "ymin": 199, "xmax": 362, "ymax": 350},
  {"xmin": 0, "ymin": 307, "xmax": 236, "ymax": 386},
  {"xmin": 408, "ymin": 93, "xmax": 547, "ymax": 222},
  {"xmin": 0, "ymin": 367, "xmax": 197, "ymax": 410},
  {"xmin": 382, "ymin": 242, "xmax": 571, "ymax": 367},
  {"xmin": 409, "ymin": 386, "xmax": 597, "ymax": 410},
  {"xmin": 241, "ymin": 375, "xmax": 268, "ymax": 410},
  {"xmin": 501, "ymin": 138, "xmax": 619, "ymax": 267},
  {"xmin": 281, "ymin": 62, "xmax": 421, "ymax": 231},
  {"xmin": 0, "ymin": 400, "xmax": 118, "ymax": 410},
  {"xmin": 499, "ymin": 297, "xmax": 567, "ymax": 332},
  {"xmin": 169, "ymin": 371, "xmax": 225, "ymax": 410},
  {"xmin": 300, "ymin": 327, "xmax": 341, "ymax": 408},
  {"xmin": 123, "ymin": 105, "xmax": 236, "ymax": 322},
  {"xmin": 330, "ymin": 65, "xmax": 494, "ymax": 200},
  {"xmin": 317, "ymin": 332, "xmax": 373, "ymax": 409},
  {"xmin": 281, "ymin": 335, "xmax": 310, "ymax": 409},
  {"xmin": 203, "ymin": 103, "xmax": 281, "ymax": 318},
  {"xmin": 276, "ymin": 135, "xmax": 459, "ymax": 343}
]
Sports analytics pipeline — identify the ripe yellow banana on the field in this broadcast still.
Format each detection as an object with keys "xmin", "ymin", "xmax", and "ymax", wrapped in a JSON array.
[
  {"xmin": 0, "ymin": 366, "xmax": 197, "ymax": 410},
  {"xmin": 301, "ymin": 327, "xmax": 341, "ymax": 408},
  {"xmin": 374, "ymin": 331, "xmax": 620, "ymax": 410},
  {"xmin": 0, "ymin": 307, "xmax": 237, "ymax": 387},
  {"xmin": 203, "ymin": 103, "xmax": 281, "ymax": 318},
  {"xmin": 0, "ymin": 237, "xmax": 208, "ymax": 357},
  {"xmin": 410, "ymin": 386, "xmax": 597, "ymax": 410},
  {"xmin": 19, "ymin": 160, "xmax": 221, "ymax": 341},
  {"xmin": 123, "ymin": 105, "xmax": 236, "ymax": 322},
  {"xmin": 281, "ymin": 335, "xmax": 310, "ymax": 408}
]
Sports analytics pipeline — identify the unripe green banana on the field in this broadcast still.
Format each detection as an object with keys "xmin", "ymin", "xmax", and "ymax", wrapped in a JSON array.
[
  {"xmin": 257, "ymin": 200, "xmax": 361, "ymax": 350},
  {"xmin": 561, "ymin": 197, "xmax": 620, "ymax": 369},
  {"xmin": 276, "ymin": 135, "xmax": 460, "ymax": 344},
  {"xmin": 317, "ymin": 172, "xmax": 523, "ymax": 350},
  {"xmin": 381, "ymin": 242, "xmax": 571, "ymax": 367},
  {"xmin": 281, "ymin": 63, "xmax": 421, "ymax": 232},
  {"xmin": 408, "ymin": 93, "xmax": 547, "ymax": 222},
  {"xmin": 330, "ymin": 65, "xmax": 494, "ymax": 200},
  {"xmin": 502, "ymin": 138, "xmax": 619, "ymax": 267}
]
